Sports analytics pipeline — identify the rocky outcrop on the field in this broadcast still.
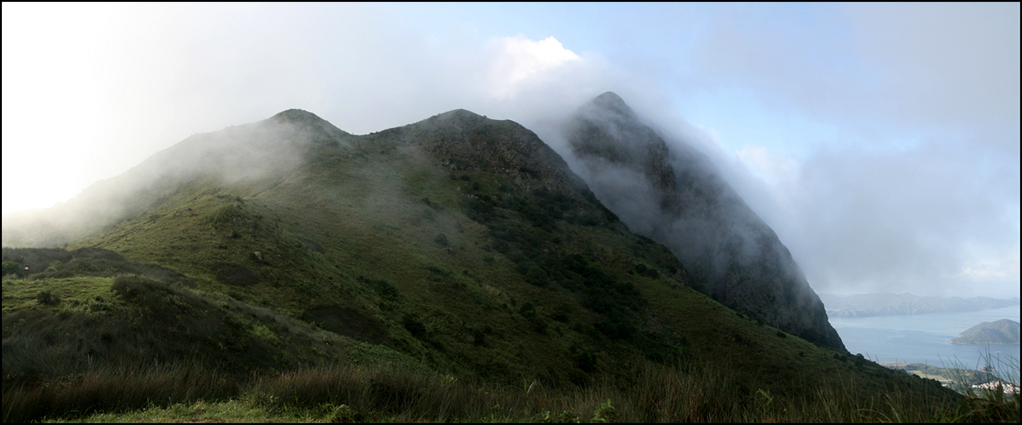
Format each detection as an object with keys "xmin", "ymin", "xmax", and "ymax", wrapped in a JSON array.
[
  {"xmin": 562, "ymin": 92, "xmax": 846, "ymax": 351},
  {"xmin": 403, "ymin": 109, "xmax": 598, "ymax": 198}
]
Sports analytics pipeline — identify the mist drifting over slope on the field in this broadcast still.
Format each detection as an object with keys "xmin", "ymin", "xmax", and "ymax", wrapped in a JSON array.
[
  {"xmin": 1, "ymin": 110, "xmax": 349, "ymax": 248},
  {"xmin": 555, "ymin": 92, "xmax": 844, "ymax": 350},
  {"xmin": 3, "ymin": 3, "xmax": 1017, "ymax": 298}
]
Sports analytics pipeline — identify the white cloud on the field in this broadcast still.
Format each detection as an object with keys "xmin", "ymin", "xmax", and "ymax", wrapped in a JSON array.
[
  {"xmin": 735, "ymin": 145, "xmax": 799, "ymax": 184},
  {"xmin": 959, "ymin": 249, "xmax": 1020, "ymax": 281},
  {"xmin": 486, "ymin": 35, "xmax": 581, "ymax": 99}
]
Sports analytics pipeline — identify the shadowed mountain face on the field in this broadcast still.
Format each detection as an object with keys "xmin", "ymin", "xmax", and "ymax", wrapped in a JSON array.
[{"xmin": 562, "ymin": 92, "xmax": 846, "ymax": 351}]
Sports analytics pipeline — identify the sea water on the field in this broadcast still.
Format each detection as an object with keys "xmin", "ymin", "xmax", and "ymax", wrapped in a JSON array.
[{"xmin": 830, "ymin": 304, "xmax": 1021, "ymax": 370}]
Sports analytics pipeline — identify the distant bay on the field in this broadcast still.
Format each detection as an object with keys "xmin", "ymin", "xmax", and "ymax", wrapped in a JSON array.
[{"xmin": 830, "ymin": 304, "xmax": 1021, "ymax": 370}]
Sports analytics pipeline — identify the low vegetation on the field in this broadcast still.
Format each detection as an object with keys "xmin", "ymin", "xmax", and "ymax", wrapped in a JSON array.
[
  {"xmin": 6, "ymin": 250, "xmax": 1016, "ymax": 423},
  {"xmin": 4, "ymin": 354, "xmax": 1016, "ymax": 423}
]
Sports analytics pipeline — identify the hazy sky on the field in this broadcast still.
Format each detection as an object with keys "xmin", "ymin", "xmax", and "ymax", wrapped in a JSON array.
[{"xmin": 3, "ymin": 3, "xmax": 1018, "ymax": 298}]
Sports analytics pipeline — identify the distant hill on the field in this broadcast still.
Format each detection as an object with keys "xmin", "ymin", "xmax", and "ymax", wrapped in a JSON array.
[
  {"xmin": 952, "ymin": 319, "xmax": 1020, "ymax": 345},
  {"xmin": 884, "ymin": 363, "xmax": 1003, "ymax": 389},
  {"xmin": 819, "ymin": 293, "xmax": 1019, "ymax": 318}
]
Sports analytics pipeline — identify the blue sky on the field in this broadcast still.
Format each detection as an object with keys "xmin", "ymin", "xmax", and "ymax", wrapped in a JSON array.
[{"xmin": 2, "ymin": 3, "xmax": 1018, "ymax": 298}]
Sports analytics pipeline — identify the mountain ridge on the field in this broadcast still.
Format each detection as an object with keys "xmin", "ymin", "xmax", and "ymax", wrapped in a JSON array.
[
  {"xmin": 1, "ymin": 109, "xmax": 351, "ymax": 249},
  {"xmin": 35, "ymin": 106, "xmax": 701, "ymax": 387},
  {"xmin": 561, "ymin": 91, "xmax": 845, "ymax": 351},
  {"xmin": 2, "ymin": 103, "xmax": 964, "ymax": 421},
  {"xmin": 820, "ymin": 292, "xmax": 1020, "ymax": 318},
  {"xmin": 9, "ymin": 100, "xmax": 953, "ymax": 393}
]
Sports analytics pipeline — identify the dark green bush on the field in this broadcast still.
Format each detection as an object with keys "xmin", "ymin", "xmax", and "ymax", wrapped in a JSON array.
[
  {"xmin": 551, "ymin": 303, "xmax": 572, "ymax": 323},
  {"xmin": 596, "ymin": 312, "xmax": 635, "ymax": 341},
  {"xmin": 525, "ymin": 265, "xmax": 549, "ymax": 287},
  {"xmin": 562, "ymin": 254, "xmax": 588, "ymax": 274},
  {"xmin": 360, "ymin": 276, "xmax": 400, "ymax": 303},
  {"xmin": 573, "ymin": 350, "xmax": 598, "ymax": 373},
  {"xmin": 518, "ymin": 303, "xmax": 548, "ymax": 334},
  {"xmin": 2, "ymin": 260, "xmax": 21, "ymax": 277},
  {"xmin": 491, "ymin": 239, "xmax": 509, "ymax": 254},
  {"xmin": 420, "ymin": 197, "xmax": 440, "ymax": 210},
  {"xmin": 633, "ymin": 263, "xmax": 659, "ymax": 279},
  {"xmin": 472, "ymin": 328, "xmax": 487, "ymax": 346},
  {"xmin": 69, "ymin": 259, "xmax": 99, "ymax": 273},
  {"xmin": 36, "ymin": 290, "xmax": 61, "ymax": 305},
  {"xmin": 402, "ymin": 314, "xmax": 427, "ymax": 339},
  {"xmin": 463, "ymin": 197, "xmax": 494, "ymax": 221},
  {"xmin": 206, "ymin": 203, "xmax": 238, "ymax": 226},
  {"xmin": 433, "ymin": 233, "xmax": 450, "ymax": 247}
]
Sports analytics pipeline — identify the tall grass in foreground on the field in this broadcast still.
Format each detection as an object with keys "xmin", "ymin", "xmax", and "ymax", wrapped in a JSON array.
[
  {"xmin": 6, "ymin": 358, "xmax": 1013, "ymax": 423},
  {"xmin": 2, "ymin": 361, "xmax": 240, "ymax": 423},
  {"xmin": 938, "ymin": 352, "xmax": 1020, "ymax": 423}
]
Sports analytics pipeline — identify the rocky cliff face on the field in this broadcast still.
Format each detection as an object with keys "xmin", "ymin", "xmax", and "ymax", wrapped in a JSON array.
[{"xmin": 562, "ymin": 92, "xmax": 846, "ymax": 351}]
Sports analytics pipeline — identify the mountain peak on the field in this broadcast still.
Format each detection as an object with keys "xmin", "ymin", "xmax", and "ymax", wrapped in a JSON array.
[
  {"xmin": 593, "ymin": 91, "xmax": 625, "ymax": 106},
  {"xmin": 567, "ymin": 92, "xmax": 677, "ymax": 193},
  {"xmin": 264, "ymin": 108, "xmax": 352, "ymax": 144},
  {"xmin": 587, "ymin": 91, "xmax": 638, "ymax": 121},
  {"xmin": 432, "ymin": 108, "xmax": 484, "ymax": 123},
  {"xmin": 563, "ymin": 92, "xmax": 846, "ymax": 351},
  {"xmin": 269, "ymin": 108, "xmax": 329, "ymax": 125},
  {"xmin": 268, "ymin": 108, "xmax": 349, "ymax": 133}
]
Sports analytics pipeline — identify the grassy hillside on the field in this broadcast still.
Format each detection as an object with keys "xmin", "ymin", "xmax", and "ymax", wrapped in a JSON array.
[
  {"xmin": 952, "ymin": 319, "xmax": 1020, "ymax": 345},
  {"xmin": 3, "ymin": 109, "xmax": 1002, "ymax": 422},
  {"xmin": 3, "ymin": 259, "xmax": 988, "ymax": 422}
]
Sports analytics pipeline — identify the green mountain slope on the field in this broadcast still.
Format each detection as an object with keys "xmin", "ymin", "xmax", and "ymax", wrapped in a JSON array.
[
  {"xmin": 952, "ymin": 319, "xmax": 1020, "ymax": 345},
  {"xmin": 1, "ymin": 109, "xmax": 353, "ymax": 249},
  {"xmin": 60, "ymin": 108, "xmax": 699, "ymax": 387},
  {"xmin": 3, "ymin": 107, "xmax": 960, "ymax": 421}
]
